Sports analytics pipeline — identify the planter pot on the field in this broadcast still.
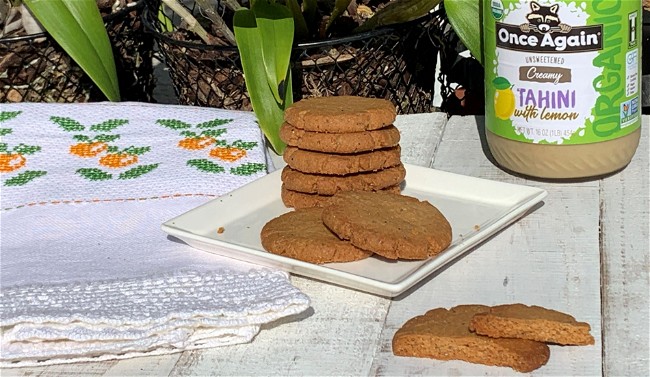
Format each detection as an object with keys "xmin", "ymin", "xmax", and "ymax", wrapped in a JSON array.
[
  {"xmin": 0, "ymin": 0, "xmax": 155, "ymax": 103},
  {"xmin": 143, "ymin": 0, "xmax": 443, "ymax": 114}
]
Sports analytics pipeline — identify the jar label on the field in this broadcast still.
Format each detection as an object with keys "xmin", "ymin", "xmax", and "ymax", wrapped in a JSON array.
[{"xmin": 484, "ymin": 0, "xmax": 642, "ymax": 144}]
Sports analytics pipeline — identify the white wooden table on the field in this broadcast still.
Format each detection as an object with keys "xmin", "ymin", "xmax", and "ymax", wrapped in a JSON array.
[{"xmin": 4, "ymin": 114, "xmax": 648, "ymax": 376}]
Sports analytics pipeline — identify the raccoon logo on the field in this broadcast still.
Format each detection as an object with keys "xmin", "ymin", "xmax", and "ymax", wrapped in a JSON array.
[{"xmin": 520, "ymin": 1, "xmax": 571, "ymax": 34}]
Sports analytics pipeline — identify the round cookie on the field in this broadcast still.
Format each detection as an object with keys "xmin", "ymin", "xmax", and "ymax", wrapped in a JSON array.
[
  {"xmin": 281, "ymin": 164, "xmax": 406, "ymax": 195},
  {"xmin": 260, "ymin": 207, "xmax": 372, "ymax": 264},
  {"xmin": 284, "ymin": 96, "xmax": 396, "ymax": 133},
  {"xmin": 281, "ymin": 185, "xmax": 402, "ymax": 209},
  {"xmin": 280, "ymin": 122, "xmax": 400, "ymax": 153},
  {"xmin": 322, "ymin": 191, "xmax": 452, "ymax": 260},
  {"xmin": 283, "ymin": 145, "xmax": 402, "ymax": 175}
]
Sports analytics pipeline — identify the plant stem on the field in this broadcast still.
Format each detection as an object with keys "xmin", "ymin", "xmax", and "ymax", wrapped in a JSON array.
[
  {"xmin": 195, "ymin": 0, "xmax": 236, "ymax": 45},
  {"xmin": 161, "ymin": 0, "xmax": 217, "ymax": 45}
]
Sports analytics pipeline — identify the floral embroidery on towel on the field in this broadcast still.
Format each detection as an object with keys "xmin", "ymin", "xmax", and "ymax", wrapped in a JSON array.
[
  {"xmin": 51, "ymin": 116, "xmax": 159, "ymax": 181},
  {"xmin": 157, "ymin": 118, "xmax": 265, "ymax": 176},
  {"xmin": 0, "ymin": 111, "xmax": 47, "ymax": 187}
]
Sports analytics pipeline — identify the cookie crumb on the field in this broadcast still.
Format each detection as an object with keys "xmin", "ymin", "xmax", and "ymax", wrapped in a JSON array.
[
  {"xmin": 217, "ymin": 227, "xmax": 225, "ymax": 234},
  {"xmin": 474, "ymin": 224, "xmax": 480, "ymax": 231}
]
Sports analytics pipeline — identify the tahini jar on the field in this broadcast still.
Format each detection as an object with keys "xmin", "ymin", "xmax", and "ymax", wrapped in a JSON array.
[{"xmin": 484, "ymin": 0, "xmax": 642, "ymax": 179}]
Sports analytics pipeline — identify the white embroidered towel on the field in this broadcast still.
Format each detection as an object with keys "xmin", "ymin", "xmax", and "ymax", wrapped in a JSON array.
[{"xmin": 0, "ymin": 102, "xmax": 310, "ymax": 368}]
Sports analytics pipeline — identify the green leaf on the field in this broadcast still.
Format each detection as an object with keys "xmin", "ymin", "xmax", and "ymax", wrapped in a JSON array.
[
  {"xmin": 356, "ymin": 0, "xmax": 441, "ymax": 32},
  {"xmin": 0, "ymin": 128, "xmax": 12, "ymax": 136},
  {"xmin": 77, "ymin": 168, "xmax": 112, "ymax": 180},
  {"xmin": 0, "ymin": 111, "xmax": 21, "ymax": 122},
  {"xmin": 202, "ymin": 129, "xmax": 228, "ymax": 138},
  {"xmin": 13, "ymin": 144, "xmax": 41, "ymax": 155},
  {"xmin": 234, "ymin": 8, "xmax": 291, "ymax": 155},
  {"xmin": 180, "ymin": 131, "xmax": 198, "ymax": 138},
  {"xmin": 251, "ymin": 1, "xmax": 294, "ymax": 104},
  {"xmin": 231, "ymin": 140, "xmax": 258, "ymax": 150},
  {"xmin": 187, "ymin": 159, "xmax": 226, "ymax": 173},
  {"xmin": 285, "ymin": 0, "xmax": 309, "ymax": 40},
  {"xmin": 118, "ymin": 164, "xmax": 159, "ymax": 179},
  {"xmin": 73, "ymin": 134, "xmax": 92, "ymax": 142},
  {"xmin": 4, "ymin": 171, "xmax": 47, "ymax": 186},
  {"xmin": 107, "ymin": 145, "xmax": 119, "ymax": 153},
  {"xmin": 493, "ymin": 76, "xmax": 511, "ymax": 90},
  {"xmin": 445, "ymin": 0, "xmax": 482, "ymax": 63},
  {"xmin": 89, "ymin": 119, "xmax": 128, "ymax": 132},
  {"xmin": 196, "ymin": 118, "xmax": 233, "ymax": 128},
  {"xmin": 230, "ymin": 163, "xmax": 266, "ymax": 176},
  {"xmin": 326, "ymin": 0, "xmax": 352, "ymax": 32},
  {"xmin": 94, "ymin": 134, "xmax": 121, "ymax": 142},
  {"xmin": 122, "ymin": 146, "xmax": 151, "ymax": 155},
  {"xmin": 156, "ymin": 119, "xmax": 192, "ymax": 130},
  {"xmin": 51, "ymin": 116, "xmax": 84, "ymax": 131},
  {"xmin": 158, "ymin": 4, "xmax": 174, "ymax": 32},
  {"xmin": 24, "ymin": 0, "xmax": 120, "ymax": 101},
  {"xmin": 0, "ymin": 143, "xmax": 8, "ymax": 152}
]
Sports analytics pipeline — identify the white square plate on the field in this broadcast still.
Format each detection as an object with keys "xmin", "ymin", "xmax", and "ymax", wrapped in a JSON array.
[{"xmin": 162, "ymin": 164, "xmax": 547, "ymax": 297}]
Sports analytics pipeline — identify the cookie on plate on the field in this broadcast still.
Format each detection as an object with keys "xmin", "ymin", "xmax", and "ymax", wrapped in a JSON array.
[
  {"xmin": 283, "ymin": 145, "xmax": 402, "ymax": 175},
  {"xmin": 280, "ymin": 123, "xmax": 400, "ymax": 153},
  {"xmin": 281, "ymin": 184, "xmax": 401, "ymax": 209},
  {"xmin": 392, "ymin": 305, "xmax": 550, "ymax": 373},
  {"xmin": 321, "ymin": 190, "xmax": 452, "ymax": 260},
  {"xmin": 281, "ymin": 164, "xmax": 405, "ymax": 196},
  {"xmin": 469, "ymin": 303, "xmax": 595, "ymax": 345},
  {"xmin": 260, "ymin": 207, "xmax": 372, "ymax": 264},
  {"xmin": 284, "ymin": 96, "xmax": 396, "ymax": 133}
]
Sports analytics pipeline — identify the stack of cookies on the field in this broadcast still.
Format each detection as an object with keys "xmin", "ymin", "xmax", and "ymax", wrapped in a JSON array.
[{"xmin": 279, "ymin": 96, "xmax": 406, "ymax": 209}]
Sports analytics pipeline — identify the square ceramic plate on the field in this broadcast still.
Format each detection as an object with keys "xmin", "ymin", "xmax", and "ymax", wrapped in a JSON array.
[{"xmin": 162, "ymin": 164, "xmax": 547, "ymax": 297}]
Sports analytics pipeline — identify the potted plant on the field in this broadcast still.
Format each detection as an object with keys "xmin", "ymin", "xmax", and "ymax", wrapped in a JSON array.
[
  {"xmin": 144, "ymin": 0, "xmax": 481, "ymax": 153},
  {"xmin": 0, "ymin": 0, "xmax": 155, "ymax": 102}
]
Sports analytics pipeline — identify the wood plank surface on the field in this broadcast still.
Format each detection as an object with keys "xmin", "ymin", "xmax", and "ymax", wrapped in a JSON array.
[
  {"xmin": 4, "ymin": 113, "xmax": 647, "ymax": 376},
  {"xmin": 371, "ymin": 116, "xmax": 602, "ymax": 376},
  {"xmin": 600, "ymin": 116, "xmax": 650, "ymax": 376}
]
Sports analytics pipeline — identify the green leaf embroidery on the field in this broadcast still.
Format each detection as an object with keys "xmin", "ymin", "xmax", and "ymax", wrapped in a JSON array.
[
  {"xmin": 0, "ymin": 111, "xmax": 21, "ymax": 122},
  {"xmin": 0, "ymin": 128, "xmax": 12, "ymax": 136},
  {"xmin": 231, "ymin": 140, "xmax": 258, "ymax": 150},
  {"xmin": 157, "ymin": 119, "xmax": 192, "ymax": 130},
  {"xmin": 180, "ymin": 131, "xmax": 198, "ymax": 138},
  {"xmin": 196, "ymin": 118, "xmax": 233, "ymax": 128},
  {"xmin": 202, "ymin": 129, "xmax": 228, "ymax": 138},
  {"xmin": 4, "ymin": 170, "xmax": 47, "ymax": 186},
  {"xmin": 73, "ymin": 134, "xmax": 92, "ymax": 142},
  {"xmin": 230, "ymin": 163, "xmax": 266, "ymax": 176},
  {"xmin": 122, "ymin": 146, "xmax": 151, "ymax": 155},
  {"xmin": 77, "ymin": 168, "xmax": 112, "ymax": 180},
  {"xmin": 213, "ymin": 139, "xmax": 228, "ymax": 147},
  {"xmin": 95, "ymin": 134, "xmax": 121, "ymax": 142},
  {"xmin": 13, "ymin": 144, "xmax": 41, "ymax": 155},
  {"xmin": 107, "ymin": 145, "xmax": 119, "ymax": 153},
  {"xmin": 0, "ymin": 143, "xmax": 7, "ymax": 152},
  {"xmin": 118, "ymin": 163, "xmax": 159, "ymax": 179},
  {"xmin": 51, "ymin": 116, "xmax": 85, "ymax": 131},
  {"xmin": 187, "ymin": 159, "xmax": 225, "ymax": 173},
  {"xmin": 89, "ymin": 119, "xmax": 129, "ymax": 132}
]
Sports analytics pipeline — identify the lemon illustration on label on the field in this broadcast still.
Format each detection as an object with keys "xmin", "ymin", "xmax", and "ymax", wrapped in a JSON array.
[{"xmin": 493, "ymin": 77, "xmax": 515, "ymax": 120}]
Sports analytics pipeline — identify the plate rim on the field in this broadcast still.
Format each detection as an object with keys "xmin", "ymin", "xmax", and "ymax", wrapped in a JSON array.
[{"xmin": 161, "ymin": 163, "xmax": 548, "ymax": 297}]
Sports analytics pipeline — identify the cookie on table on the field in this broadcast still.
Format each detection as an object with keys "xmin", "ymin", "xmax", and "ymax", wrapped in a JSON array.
[
  {"xmin": 281, "ymin": 164, "xmax": 406, "ymax": 196},
  {"xmin": 469, "ymin": 303, "xmax": 595, "ymax": 346},
  {"xmin": 260, "ymin": 207, "xmax": 372, "ymax": 264},
  {"xmin": 283, "ymin": 145, "xmax": 402, "ymax": 175},
  {"xmin": 280, "ymin": 122, "xmax": 401, "ymax": 153},
  {"xmin": 392, "ymin": 305, "xmax": 550, "ymax": 373},
  {"xmin": 321, "ymin": 190, "xmax": 452, "ymax": 260},
  {"xmin": 284, "ymin": 96, "xmax": 396, "ymax": 133},
  {"xmin": 281, "ymin": 184, "xmax": 401, "ymax": 209}
]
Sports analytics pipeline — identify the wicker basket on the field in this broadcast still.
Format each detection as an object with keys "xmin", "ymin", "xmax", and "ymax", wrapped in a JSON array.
[
  {"xmin": 144, "ymin": 0, "xmax": 447, "ymax": 114},
  {"xmin": 0, "ymin": 0, "xmax": 155, "ymax": 103}
]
